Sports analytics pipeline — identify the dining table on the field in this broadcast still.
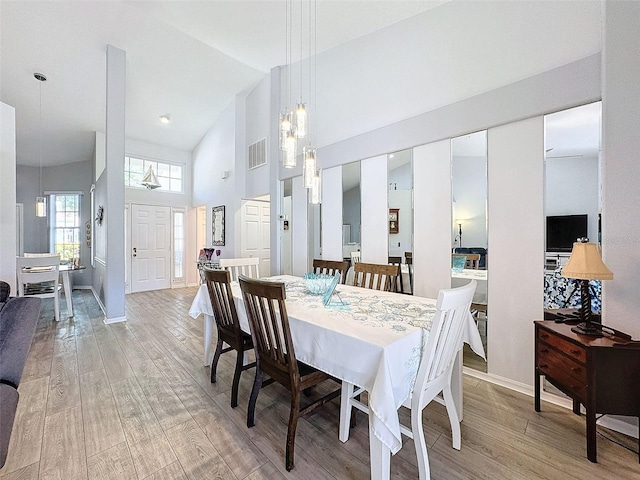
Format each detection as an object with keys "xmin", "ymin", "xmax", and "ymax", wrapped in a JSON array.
[
  {"xmin": 189, "ymin": 275, "xmax": 485, "ymax": 480},
  {"xmin": 59, "ymin": 263, "xmax": 86, "ymax": 317}
]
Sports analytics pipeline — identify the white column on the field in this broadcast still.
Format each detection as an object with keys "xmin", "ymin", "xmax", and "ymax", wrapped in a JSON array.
[
  {"xmin": 360, "ymin": 155, "xmax": 387, "ymax": 264},
  {"xmin": 413, "ymin": 140, "xmax": 452, "ymax": 299},
  {"xmin": 0, "ymin": 102, "xmax": 17, "ymax": 292},
  {"xmin": 321, "ymin": 166, "xmax": 343, "ymax": 261},
  {"xmin": 103, "ymin": 44, "xmax": 126, "ymax": 323},
  {"xmin": 487, "ymin": 117, "xmax": 544, "ymax": 383}
]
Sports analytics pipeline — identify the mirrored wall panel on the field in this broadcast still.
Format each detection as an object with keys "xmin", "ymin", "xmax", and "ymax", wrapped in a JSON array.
[
  {"xmin": 451, "ymin": 130, "xmax": 488, "ymax": 372},
  {"xmin": 342, "ymin": 161, "xmax": 361, "ymax": 264},
  {"xmin": 543, "ymin": 101, "xmax": 601, "ymax": 312},
  {"xmin": 388, "ymin": 149, "xmax": 413, "ymax": 294},
  {"xmin": 281, "ymin": 178, "xmax": 293, "ymax": 275}
]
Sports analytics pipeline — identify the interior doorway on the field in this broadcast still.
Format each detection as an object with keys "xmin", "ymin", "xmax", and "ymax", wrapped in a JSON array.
[{"xmin": 240, "ymin": 196, "xmax": 270, "ymax": 276}]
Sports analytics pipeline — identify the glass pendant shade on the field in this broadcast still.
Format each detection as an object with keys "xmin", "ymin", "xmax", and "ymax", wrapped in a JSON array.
[
  {"xmin": 303, "ymin": 147, "xmax": 317, "ymax": 188},
  {"xmin": 283, "ymin": 131, "xmax": 297, "ymax": 168},
  {"xmin": 35, "ymin": 196, "xmax": 47, "ymax": 217},
  {"xmin": 308, "ymin": 168, "xmax": 322, "ymax": 205},
  {"xmin": 280, "ymin": 112, "xmax": 292, "ymax": 150},
  {"xmin": 295, "ymin": 103, "xmax": 307, "ymax": 138}
]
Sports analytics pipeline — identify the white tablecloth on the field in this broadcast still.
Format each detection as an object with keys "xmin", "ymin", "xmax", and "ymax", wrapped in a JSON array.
[
  {"xmin": 189, "ymin": 275, "xmax": 485, "ymax": 455},
  {"xmin": 452, "ymin": 268, "xmax": 488, "ymax": 304}
]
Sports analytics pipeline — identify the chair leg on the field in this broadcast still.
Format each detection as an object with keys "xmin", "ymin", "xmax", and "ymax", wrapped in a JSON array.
[
  {"xmin": 339, "ymin": 381, "xmax": 355, "ymax": 442},
  {"xmin": 442, "ymin": 383, "xmax": 461, "ymax": 450},
  {"xmin": 286, "ymin": 390, "xmax": 301, "ymax": 471},
  {"xmin": 230, "ymin": 349, "xmax": 244, "ymax": 408},
  {"xmin": 210, "ymin": 337, "xmax": 224, "ymax": 384},
  {"xmin": 54, "ymin": 291, "xmax": 60, "ymax": 322},
  {"xmin": 247, "ymin": 367, "xmax": 263, "ymax": 428},
  {"xmin": 411, "ymin": 406, "xmax": 431, "ymax": 480}
]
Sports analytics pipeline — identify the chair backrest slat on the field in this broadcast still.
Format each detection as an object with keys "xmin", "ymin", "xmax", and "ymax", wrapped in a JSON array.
[
  {"xmin": 220, "ymin": 257, "xmax": 260, "ymax": 282},
  {"xmin": 414, "ymin": 280, "xmax": 477, "ymax": 397},
  {"xmin": 239, "ymin": 275, "xmax": 299, "ymax": 387},
  {"xmin": 312, "ymin": 259, "xmax": 349, "ymax": 284},
  {"xmin": 203, "ymin": 268, "xmax": 244, "ymax": 343},
  {"xmin": 352, "ymin": 262, "xmax": 399, "ymax": 292},
  {"xmin": 16, "ymin": 255, "xmax": 60, "ymax": 297}
]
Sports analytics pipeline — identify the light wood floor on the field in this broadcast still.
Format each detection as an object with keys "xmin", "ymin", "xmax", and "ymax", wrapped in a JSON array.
[{"xmin": 1, "ymin": 287, "xmax": 639, "ymax": 480}]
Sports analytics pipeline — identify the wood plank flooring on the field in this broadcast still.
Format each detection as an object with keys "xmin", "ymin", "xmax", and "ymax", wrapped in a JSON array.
[{"xmin": 1, "ymin": 288, "xmax": 639, "ymax": 479}]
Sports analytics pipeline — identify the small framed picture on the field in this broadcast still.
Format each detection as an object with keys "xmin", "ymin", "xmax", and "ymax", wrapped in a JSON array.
[{"xmin": 389, "ymin": 208, "xmax": 399, "ymax": 234}]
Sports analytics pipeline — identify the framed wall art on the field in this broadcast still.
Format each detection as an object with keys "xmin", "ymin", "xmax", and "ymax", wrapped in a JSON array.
[{"xmin": 212, "ymin": 205, "xmax": 225, "ymax": 246}]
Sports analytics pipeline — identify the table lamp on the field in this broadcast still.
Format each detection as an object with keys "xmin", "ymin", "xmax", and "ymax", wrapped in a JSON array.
[{"xmin": 561, "ymin": 238, "xmax": 613, "ymax": 337}]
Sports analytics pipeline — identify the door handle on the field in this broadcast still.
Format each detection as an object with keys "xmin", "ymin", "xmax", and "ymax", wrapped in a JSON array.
[{"xmin": 133, "ymin": 247, "xmax": 137, "ymax": 258}]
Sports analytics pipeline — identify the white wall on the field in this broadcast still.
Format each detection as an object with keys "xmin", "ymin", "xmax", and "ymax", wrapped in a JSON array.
[
  {"xmin": 192, "ymin": 98, "xmax": 238, "ymax": 259},
  {"xmin": 413, "ymin": 140, "xmax": 451, "ymax": 299},
  {"xmin": 0, "ymin": 102, "xmax": 17, "ymax": 292},
  {"xmin": 245, "ymin": 75, "xmax": 271, "ymax": 199},
  {"xmin": 360, "ymin": 155, "xmax": 387, "ymax": 264},
  {"xmin": 312, "ymin": 1, "xmax": 601, "ymax": 150},
  {"xmin": 321, "ymin": 166, "xmax": 342, "ymax": 261},
  {"xmin": 487, "ymin": 117, "xmax": 544, "ymax": 385},
  {"xmin": 602, "ymin": 1, "xmax": 640, "ymax": 339}
]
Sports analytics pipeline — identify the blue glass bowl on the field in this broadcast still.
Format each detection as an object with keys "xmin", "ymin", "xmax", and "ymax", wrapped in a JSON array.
[{"xmin": 303, "ymin": 273, "xmax": 334, "ymax": 295}]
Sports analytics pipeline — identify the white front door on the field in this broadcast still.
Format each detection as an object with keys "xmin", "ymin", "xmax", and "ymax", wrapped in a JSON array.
[
  {"xmin": 241, "ymin": 199, "xmax": 271, "ymax": 276},
  {"xmin": 131, "ymin": 204, "xmax": 171, "ymax": 292}
]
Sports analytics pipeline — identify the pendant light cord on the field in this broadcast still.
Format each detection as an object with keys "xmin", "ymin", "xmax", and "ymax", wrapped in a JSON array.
[{"xmin": 39, "ymin": 76, "xmax": 43, "ymax": 199}]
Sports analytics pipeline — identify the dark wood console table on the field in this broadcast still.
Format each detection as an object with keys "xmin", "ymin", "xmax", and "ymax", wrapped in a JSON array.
[{"xmin": 534, "ymin": 320, "xmax": 640, "ymax": 463}]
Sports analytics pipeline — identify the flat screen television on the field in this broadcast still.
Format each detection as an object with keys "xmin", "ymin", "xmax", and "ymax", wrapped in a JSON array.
[{"xmin": 546, "ymin": 214, "xmax": 588, "ymax": 252}]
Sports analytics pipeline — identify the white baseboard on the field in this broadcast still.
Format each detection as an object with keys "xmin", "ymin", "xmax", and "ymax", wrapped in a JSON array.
[
  {"xmin": 103, "ymin": 315, "xmax": 127, "ymax": 324},
  {"xmin": 463, "ymin": 367, "xmax": 639, "ymax": 440}
]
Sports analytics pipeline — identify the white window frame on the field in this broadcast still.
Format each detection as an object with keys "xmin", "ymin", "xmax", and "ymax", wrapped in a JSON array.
[
  {"xmin": 124, "ymin": 155, "xmax": 185, "ymax": 193},
  {"xmin": 172, "ymin": 207, "xmax": 186, "ymax": 286},
  {"xmin": 48, "ymin": 192, "xmax": 82, "ymax": 261}
]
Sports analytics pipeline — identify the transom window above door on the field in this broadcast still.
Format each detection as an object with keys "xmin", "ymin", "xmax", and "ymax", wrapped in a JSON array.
[{"xmin": 124, "ymin": 156, "xmax": 184, "ymax": 193}]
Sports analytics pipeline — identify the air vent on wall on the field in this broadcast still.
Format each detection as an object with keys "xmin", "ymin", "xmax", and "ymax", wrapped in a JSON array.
[{"xmin": 248, "ymin": 138, "xmax": 267, "ymax": 170}]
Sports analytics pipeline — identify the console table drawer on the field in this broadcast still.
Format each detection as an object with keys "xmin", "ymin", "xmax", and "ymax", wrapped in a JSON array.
[
  {"xmin": 537, "ymin": 343, "xmax": 587, "ymax": 395},
  {"xmin": 537, "ymin": 328, "xmax": 586, "ymax": 364}
]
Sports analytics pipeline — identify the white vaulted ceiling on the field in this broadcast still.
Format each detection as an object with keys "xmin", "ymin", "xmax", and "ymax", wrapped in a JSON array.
[{"xmin": 0, "ymin": 0, "xmax": 447, "ymax": 166}]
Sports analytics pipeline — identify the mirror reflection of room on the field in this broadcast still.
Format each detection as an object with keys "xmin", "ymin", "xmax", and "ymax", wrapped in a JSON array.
[
  {"xmin": 387, "ymin": 149, "xmax": 413, "ymax": 294},
  {"xmin": 451, "ymin": 130, "xmax": 488, "ymax": 372},
  {"xmin": 544, "ymin": 101, "xmax": 602, "ymax": 318},
  {"xmin": 281, "ymin": 178, "xmax": 293, "ymax": 275},
  {"xmin": 342, "ymin": 161, "xmax": 361, "ymax": 264}
]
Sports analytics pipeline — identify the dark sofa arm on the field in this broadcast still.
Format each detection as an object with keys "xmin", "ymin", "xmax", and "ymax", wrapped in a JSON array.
[
  {"xmin": 0, "ymin": 383, "xmax": 19, "ymax": 468},
  {"xmin": 0, "ymin": 297, "xmax": 41, "ymax": 387}
]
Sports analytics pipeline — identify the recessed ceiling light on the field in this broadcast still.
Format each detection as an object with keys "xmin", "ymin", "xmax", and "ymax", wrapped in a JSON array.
[
  {"xmin": 389, "ymin": 153, "xmax": 395, "ymax": 158},
  {"xmin": 159, "ymin": 114, "xmax": 171, "ymax": 124}
]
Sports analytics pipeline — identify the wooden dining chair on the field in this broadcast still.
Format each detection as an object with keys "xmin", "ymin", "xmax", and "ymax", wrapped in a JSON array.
[
  {"xmin": 339, "ymin": 280, "xmax": 477, "ymax": 480},
  {"xmin": 405, "ymin": 252, "xmax": 413, "ymax": 295},
  {"xmin": 350, "ymin": 251, "xmax": 361, "ymax": 265},
  {"xmin": 203, "ymin": 268, "xmax": 255, "ymax": 408},
  {"xmin": 16, "ymin": 255, "xmax": 61, "ymax": 322},
  {"xmin": 388, "ymin": 256, "xmax": 404, "ymax": 294},
  {"xmin": 219, "ymin": 257, "xmax": 260, "ymax": 281},
  {"xmin": 464, "ymin": 253, "xmax": 481, "ymax": 270},
  {"xmin": 352, "ymin": 262, "xmax": 399, "ymax": 292},
  {"xmin": 312, "ymin": 259, "xmax": 349, "ymax": 284},
  {"xmin": 239, "ymin": 275, "xmax": 341, "ymax": 472}
]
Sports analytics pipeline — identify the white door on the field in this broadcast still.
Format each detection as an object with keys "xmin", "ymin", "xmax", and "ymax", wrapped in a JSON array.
[
  {"xmin": 131, "ymin": 204, "xmax": 171, "ymax": 292},
  {"xmin": 241, "ymin": 199, "xmax": 270, "ymax": 276}
]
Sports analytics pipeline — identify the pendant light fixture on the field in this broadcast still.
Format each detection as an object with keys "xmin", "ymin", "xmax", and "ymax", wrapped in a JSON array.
[{"xmin": 35, "ymin": 72, "xmax": 47, "ymax": 218}]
